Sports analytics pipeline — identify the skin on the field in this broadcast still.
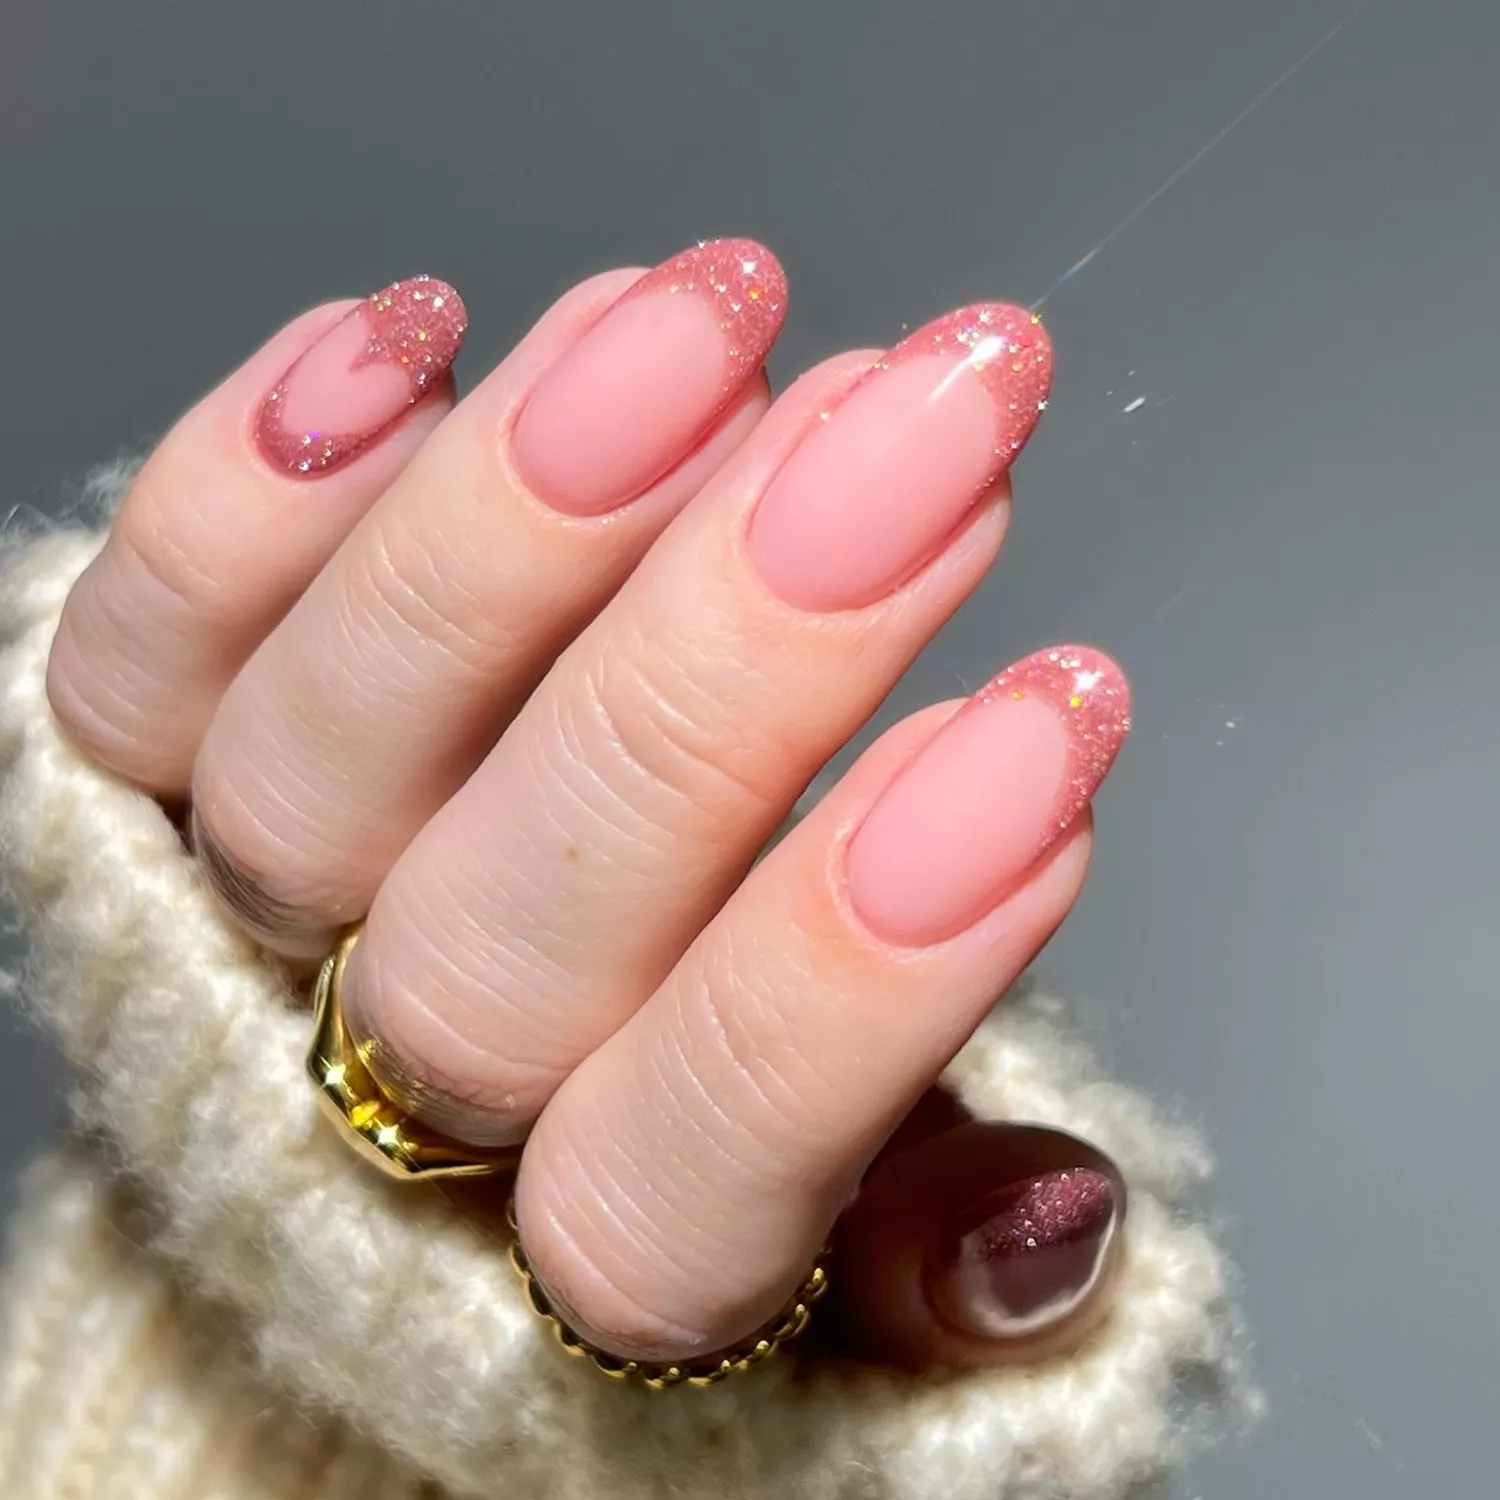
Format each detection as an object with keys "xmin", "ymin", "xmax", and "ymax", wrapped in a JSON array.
[{"xmin": 47, "ymin": 250, "xmax": 1127, "ymax": 1370}]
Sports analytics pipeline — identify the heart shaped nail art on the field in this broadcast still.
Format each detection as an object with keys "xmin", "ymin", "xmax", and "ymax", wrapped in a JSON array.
[{"xmin": 257, "ymin": 276, "xmax": 468, "ymax": 477}]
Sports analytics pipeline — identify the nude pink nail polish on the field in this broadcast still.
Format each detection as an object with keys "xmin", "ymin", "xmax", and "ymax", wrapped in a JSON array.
[
  {"xmin": 512, "ymin": 238, "xmax": 787, "ymax": 516},
  {"xmin": 747, "ymin": 304, "xmax": 1052, "ymax": 612},
  {"xmin": 256, "ymin": 276, "xmax": 467, "ymax": 477},
  {"xmin": 925, "ymin": 1168, "xmax": 1119, "ymax": 1340},
  {"xmin": 845, "ymin": 646, "xmax": 1130, "ymax": 947}
]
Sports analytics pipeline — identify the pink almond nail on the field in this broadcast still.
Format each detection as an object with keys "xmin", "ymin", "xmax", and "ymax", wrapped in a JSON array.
[
  {"xmin": 256, "ymin": 276, "xmax": 467, "ymax": 477},
  {"xmin": 512, "ymin": 238, "xmax": 787, "ymax": 516},
  {"xmin": 747, "ymin": 304, "xmax": 1052, "ymax": 612},
  {"xmin": 846, "ymin": 646, "xmax": 1130, "ymax": 947}
]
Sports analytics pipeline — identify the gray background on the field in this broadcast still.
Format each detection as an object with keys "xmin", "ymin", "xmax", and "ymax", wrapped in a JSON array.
[{"xmin": 0, "ymin": 0, "xmax": 1488, "ymax": 1493}]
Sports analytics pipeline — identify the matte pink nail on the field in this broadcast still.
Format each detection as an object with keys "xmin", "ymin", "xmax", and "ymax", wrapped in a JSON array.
[
  {"xmin": 846, "ymin": 646, "xmax": 1130, "ymax": 946},
  {"xmin": 512, "ymin": 238, "xmax": 787, "ymax": 516},
  {"xmin": 925, "ymin": 1168, "xmax": 1119, "ymax": 1340},
  {"xmin": 747, "ymin": 304, "xmax": 1051, "ymax": 612},
  {"xmin": 256, "ymin": 276, "xmax": 467, "ymax": 477}
]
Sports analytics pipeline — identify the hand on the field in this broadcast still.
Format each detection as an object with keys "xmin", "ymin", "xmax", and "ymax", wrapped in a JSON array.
[{"xmin": 47, "ymin": 240, "xmax": 1130, "ymax": 1371}]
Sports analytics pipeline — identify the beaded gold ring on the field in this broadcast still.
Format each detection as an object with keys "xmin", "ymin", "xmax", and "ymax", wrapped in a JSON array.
[{"xmin": 507, "ymin": 1196, "xmax": 830, "ymax": 1389}]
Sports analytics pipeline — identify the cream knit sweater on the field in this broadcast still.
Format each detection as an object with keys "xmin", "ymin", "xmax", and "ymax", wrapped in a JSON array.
[{"xmin": 0, "ymin": 495, "xmax": 1257, "ymax": 1499}]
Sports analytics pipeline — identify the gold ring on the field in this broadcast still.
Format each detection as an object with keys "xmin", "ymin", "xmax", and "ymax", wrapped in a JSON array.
[
  {"xmin": 306, "ymin": 925, "xmax": 518, "ymax": 1181},
  {"xmin": 507, "ymin": 1197, "xmax": 830, "ymax": 1388},
  {"xmin": 308, "ymin": 926, "xmax": 829, "ymax": 1383}
]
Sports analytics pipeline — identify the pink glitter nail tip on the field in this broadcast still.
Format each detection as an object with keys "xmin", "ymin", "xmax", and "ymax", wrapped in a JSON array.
[
  {"xmin": 881, "ymin": 302, "xmax": 1053, "ymax": 461},
  {"xmin": 617, "ymin": 236, "xmax": 787, "ymax": 395},
  {"xmin": 926, "ymin": 1166, "xmax": 1119, "ymax": 1339},
  {"xmin": 979, "ymin": 644, "xmax": 1131, "ymax": 851},
  {"xmin": 256, "ymin": 275, "xmax": 468, "ymax": 477},
  {"xmin": 967, "ymin": 1168, "xmax": 1117, "ymax": 1261}
]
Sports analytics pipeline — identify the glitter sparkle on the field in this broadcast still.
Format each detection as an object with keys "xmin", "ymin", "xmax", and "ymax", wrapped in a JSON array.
[
  {"xmin": 979, "ymin": 645, "xmax": 1132, "ymax": 854},
  {"xmin": 256, "ymin": 275, "xmax": 467, "ymax": 476},
  {"xmin": 615, "ymin": 237, "xmax": 787, "ymax": 397},
  {"xmin": 881, "ymin": 303, "xmax": 1053, "ymax": 460},
  {"xmin": 975, "ymin": 1168, "xmax": 1117, "ymax": 1260}
]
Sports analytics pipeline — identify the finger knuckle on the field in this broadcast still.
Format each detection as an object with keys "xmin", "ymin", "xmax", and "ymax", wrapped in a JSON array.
[
  {"xmin": 45, "ymin": 467, "xmax": 243, "ymax": 786},
  {"xmin": 353, "ymin": 882, "xmax": 570, "ymax": 1132},
  {"xmin": 115, "ymin": 478, "xmax": 237, "ymax": 625},
  {"xmin": 675, "ymin": 939, "xmax": 836, "ymax": 1159},
  {"xmin": 46, "ymin": 613, "xmax": 153, "ymax": 778},
  {"xmin": 571, "ymin": 627, "xmax": 786, "ymax": 835},
  {"xmin": 47, "ymin": 562, "xmax": 194, "ymax": 792},
  {"xmin": 191, "ymin": 756, "xmax": 353, "ymax": 928},
  {"xmin": 344, "ymin": 516, "xmax": 524, "ymax": 689},
  {"xmin": 521, "ymin": 1138, "xmax": 731, "ymax": 1361}
]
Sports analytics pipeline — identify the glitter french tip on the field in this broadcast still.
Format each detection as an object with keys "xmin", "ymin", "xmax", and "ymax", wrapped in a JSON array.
[
  {"xmin": 511, "ymin": 237, "xmax": 788, "ymax": 517},
  {"xmin": 884, "ymin": 303, "xmax": 1053, "ymax": 460},
  {"xmin": 746, "ymin": 302, "xmax": 1053, "ymax": 613},
  {"xmin": 924, "ymin": 1167, "xmax": 1119, "ymax": 1342},
  {"xmin": 974, "ymin": 644, "xmax": 1132, "ymax": 851},
  {"xmin": 845, "ymin": 645, "xmax": 1130, "ymax": 948},
  {"xmin": 255, "ymin": 276, "xmax": 468, "ymax": 478}
]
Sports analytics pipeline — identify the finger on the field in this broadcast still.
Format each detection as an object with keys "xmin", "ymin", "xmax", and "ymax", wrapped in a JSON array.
[
  {"xmin": 835, "ymin": 1122, "xmax": 1125, "ymax": 1368},
  {"xmin": 191, "ymin": 240, "xmax": 785, "ymax": 953},
  {"xmin": 516, "ymin": 647, "xmax": 1129, "ymax": 1362},
  {"xmin": 47, "ymin": 279, "xmax": 467, "ymax": 795},
  {"xmin": 341, "ymin": 304, "xmax": 1049, "ymax": 1144}
]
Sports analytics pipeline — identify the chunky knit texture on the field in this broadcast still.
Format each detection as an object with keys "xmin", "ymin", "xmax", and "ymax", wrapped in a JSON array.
[
  {"xmin": 0, "ymin": 1149, "xmax": 433, "ymax": 1500},
  {"xmin": 0, "ymin": 498, "xmax": 1258, "ymax": 1499}
]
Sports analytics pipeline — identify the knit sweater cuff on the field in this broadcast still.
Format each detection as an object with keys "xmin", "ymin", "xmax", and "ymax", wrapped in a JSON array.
[
  {"xmin": 0, "ymin": 1146, "xmax": 429, "ymax": 1500},
  {"xmin": 0, "ymin": 512, "xmax": 1256, "ymax": 1500}
]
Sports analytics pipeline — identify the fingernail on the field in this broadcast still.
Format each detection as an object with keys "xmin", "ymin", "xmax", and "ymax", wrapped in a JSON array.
[
  {"xmin": 846, "ymin": 646, "xmax": 1129, "ymax": 946},
  {"xmin": 512, "ymin": 238, "xmax": 787, "ymax": 516},
  {"xmin": 256, "ymin": 276, "xmax": 467, "ymax": 477},
  {"xmin": 747, "ymin": 304, "xmax": 1051, "ymax": 611},
  {"xmin": 925, "ymin": 1167, "xmax": 1119, "ymax": 1341}
]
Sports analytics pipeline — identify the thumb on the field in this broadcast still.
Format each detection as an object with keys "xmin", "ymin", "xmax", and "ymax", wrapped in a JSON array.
[{"xmin": 834, "ymin": 1122, "xmax": 1125, "ymax": 1369}]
